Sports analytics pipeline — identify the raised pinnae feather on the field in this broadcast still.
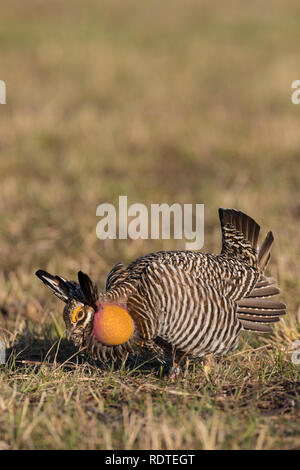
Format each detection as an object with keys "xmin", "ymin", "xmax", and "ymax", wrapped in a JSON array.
[
  {"xmin": 77, "ymin": 271, "xmax": 99, "ymax": 309},
  {"xmin": 35, "ymin": 269, "xmax": 84, "ymax": 303}
]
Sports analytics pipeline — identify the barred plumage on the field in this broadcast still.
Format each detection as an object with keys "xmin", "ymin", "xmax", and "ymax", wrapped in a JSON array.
[{"xmin": 36, "ymin": 208, "xmax": 286, "ymax": 364}]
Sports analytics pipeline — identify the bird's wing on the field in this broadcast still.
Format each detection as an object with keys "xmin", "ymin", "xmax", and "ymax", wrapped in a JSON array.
[
  {"xmin": 105, "ymin": 261, "xmax": 128, "ymax": 291},
  {"xmin": 105, "ymin": 252, "xmax": 170, "ymax": 291}
]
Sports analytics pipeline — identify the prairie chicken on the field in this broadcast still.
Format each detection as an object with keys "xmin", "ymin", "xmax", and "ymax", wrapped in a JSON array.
[{"xmin": 36, "ymin": 209, "xmax": 286, "ymax": 364}]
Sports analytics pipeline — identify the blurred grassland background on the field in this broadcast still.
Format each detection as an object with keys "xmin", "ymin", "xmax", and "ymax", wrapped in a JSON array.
[{"xmin": 0, "ymin": 0, "xmax": 299, "ymax": 450}]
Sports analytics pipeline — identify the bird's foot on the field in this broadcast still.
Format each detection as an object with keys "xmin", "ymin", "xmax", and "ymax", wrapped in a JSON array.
[
  {"xmin": 203, "ymin": 353, "xmax": 215, "ymax": 378},
  {"xmin": 169, "ymin": 366, "xmax": 181, "ymax": 382}
]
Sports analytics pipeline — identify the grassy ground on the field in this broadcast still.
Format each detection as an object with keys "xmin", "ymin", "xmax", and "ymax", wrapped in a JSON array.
[{"xmin": 0, "ymin": 0, "xmax": 300, "ymax": 450}]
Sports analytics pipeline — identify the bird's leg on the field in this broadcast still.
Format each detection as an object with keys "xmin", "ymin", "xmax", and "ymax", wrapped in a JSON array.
[
  {"xmin": 183, "ymin": 357, "xmax": 190, "ymax": 379},
  {"xmin": 203, "ymin": 353, "xmax": 215, "ymax": 377},
  {"xmin": 169, "ymin": 349, "xmax": 189, "ymax": 382},
  {"xmin": 169, "ymin": 347, "xmax": 180, "ymax": 382},
  {"xmin": 169, "ymin": 365, "xmax": 181, "ymax": 382}
]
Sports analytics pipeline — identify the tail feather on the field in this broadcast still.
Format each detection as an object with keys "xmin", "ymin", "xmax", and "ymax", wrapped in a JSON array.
[
  {"xmin": 238, "ymin": 295, "xmax": 286, "ymax": 314},
  {"xmin": 237, "ymin": 279, "xmax": 286, "ymax": 333},
  {"xmin": 237, "ymin": 320, "xmax": 274, "ymax": 334},
  {"xmin": 236, "ymin": 230, "xmax": 286, "ymax": 333},
  {"xmin": 252, "ymin": 276, "xmax": 276, "ymax": 289},
  {"xmin": 245, "ymin": 284, "xmax": 280, "ymax": 298},
  {"xmin": 258, "ymin": 231, "xmax": 274, "ymax": 271},
  {"xmin": 219, "ymin": 208, "xmax": 260, "ymax": 267}
]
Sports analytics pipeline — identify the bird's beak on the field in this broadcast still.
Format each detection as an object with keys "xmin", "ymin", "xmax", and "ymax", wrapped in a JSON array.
[{"xmin": 66, "ymin": 330, "xmax": 71, "ymax": 341}]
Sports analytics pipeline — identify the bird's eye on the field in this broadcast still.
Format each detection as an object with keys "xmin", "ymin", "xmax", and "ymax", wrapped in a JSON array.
[{"xmin": 71, "ymin": 306, "xmax": 85, "ymax": 323}]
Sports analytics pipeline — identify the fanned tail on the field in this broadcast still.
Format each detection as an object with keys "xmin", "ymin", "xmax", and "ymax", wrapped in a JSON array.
[
  {"xmin": 257, "ymin": 230, "xmax": 273, "ymax": 272},
  {"xmin": 219, "ymin": 208, "xmax": 260, "ymax": 267},
  {"xmin": 236, "ymin": 231, "xmax": 286, "ymax": 333}
]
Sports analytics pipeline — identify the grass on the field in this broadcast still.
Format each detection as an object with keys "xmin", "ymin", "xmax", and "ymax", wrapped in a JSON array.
[{"xmin": 0, "ymin": 0, "xmax": 300, "ymax": 450}]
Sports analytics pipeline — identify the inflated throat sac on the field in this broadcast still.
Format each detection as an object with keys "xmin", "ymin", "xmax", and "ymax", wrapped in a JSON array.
[{"xmin": 93, "ymin": 303, "xmax": 134, "ymax": 346}]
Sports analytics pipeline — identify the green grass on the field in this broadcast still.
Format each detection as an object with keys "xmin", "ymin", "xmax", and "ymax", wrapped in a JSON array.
[{"xmin": 0, "ymin": 0, "xmax": 300, "ymax": 450}]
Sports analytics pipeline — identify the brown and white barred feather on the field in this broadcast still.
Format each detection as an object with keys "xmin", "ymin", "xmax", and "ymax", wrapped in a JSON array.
[
  {"xmin": 84, "ymin": 209, "xmax": 286, "ymax": 361},
  {"xmin": 236, "ymin": 231, "xmax": 286, "ymax": 333},
  {"xmin": 36, "ymin": 208, "xmax": 286, "ymax": 364}
]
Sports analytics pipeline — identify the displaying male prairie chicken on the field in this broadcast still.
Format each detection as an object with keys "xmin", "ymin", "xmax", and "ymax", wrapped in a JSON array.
[{"xmin": 36, "ymin": 209, "xmax": 286, "ymax": 365}]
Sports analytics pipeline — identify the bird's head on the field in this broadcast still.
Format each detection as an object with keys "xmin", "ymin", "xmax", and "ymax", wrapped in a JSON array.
[{"xmin": 35, "ymin": 270, "xmax": 134, "ymax": 350}]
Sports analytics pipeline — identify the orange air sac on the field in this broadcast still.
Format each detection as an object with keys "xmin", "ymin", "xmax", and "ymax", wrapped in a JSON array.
[{"xmin": 92, "ymin": 304, "xmax": 134, "ymax": 346}]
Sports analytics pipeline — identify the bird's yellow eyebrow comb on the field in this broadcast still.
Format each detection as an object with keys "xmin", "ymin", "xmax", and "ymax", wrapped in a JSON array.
[{"xmin": 71, "ymin": 306, "xmax": 82, "ymax": 323}]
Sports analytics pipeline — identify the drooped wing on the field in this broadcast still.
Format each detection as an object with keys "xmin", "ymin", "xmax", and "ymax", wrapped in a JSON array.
[{"xmin": 105, "ymin": 262, "xmax": 128, "ymax": 291}]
